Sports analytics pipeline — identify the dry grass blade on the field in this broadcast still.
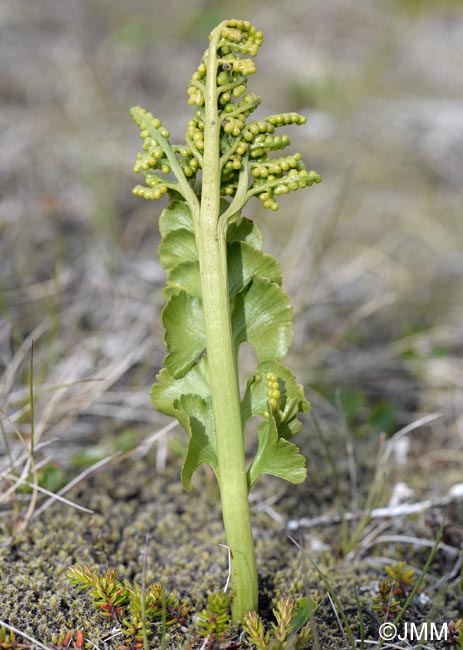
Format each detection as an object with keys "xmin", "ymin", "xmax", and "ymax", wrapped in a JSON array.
[
  {"xmin": 382, "ymin": 412, "xmax": 445, "ymax": 463},
  {"xmin": 31, "ymin": 420, "xmax": 177, "ymax": 520},
  {"xmin": 0, "ymin": 405, "xmax": 39, "ymax": 531},
  {"xmin": 4, "ymin": 471, "xmax": 94, "ymax": 514},
  {"xmin": 31, "ymin": 451, "xmax": 120, "ymax": 519},
  {"xmin": 31, "ymin": 331, "xmax": 154, "ymax": 446},
  {"xmin": 0, "ymin": 319, "xmax": 50, "ymax": 397},
  {"xmin": 0, "ymin": 620, "xmax": 52, "ymax": 650},
  {"xmin": 287, "ymin": 482, "xmax": 463, "ymax": 531}
]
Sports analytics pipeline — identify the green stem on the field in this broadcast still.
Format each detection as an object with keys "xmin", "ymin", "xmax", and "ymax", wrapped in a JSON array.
[
  {"xmin": 219, "ymin": 158, "xmax": 250, "ymax": 226},
  {"xmin": 29, "ymin": 340, "xmax": 35, "ymax": 454},
  {"xmin": 195, "ymin": 22, "xmax": 257, "ymax": 622},
  {"xmin": 133, "ymin": 109, "xmax": 200, "ymax": 214}
]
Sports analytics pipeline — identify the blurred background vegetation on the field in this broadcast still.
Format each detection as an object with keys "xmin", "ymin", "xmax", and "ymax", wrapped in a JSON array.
[
  {"xmin": 0, "ymin": 0, "xmax": 463, "ymax": 450},
  {"xmin": 1, "ymin": 0, "xmax": 462, "ymax": 512},
  {"xmin": 1, "ymin": 2, "xmax": 462, "ymax": 645}
]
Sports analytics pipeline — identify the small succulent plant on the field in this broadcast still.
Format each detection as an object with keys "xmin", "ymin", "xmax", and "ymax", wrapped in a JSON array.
[
  {"xmin": 66, "ymin": 564, "xmax": 190, "ymax": 649},
  {"xmin": 371, "ymin": 561, "xmax": 416, "ymax": 620},
  {"xmin": 243, "ymin": 596, "xmax": 315, "ymax": 649}
]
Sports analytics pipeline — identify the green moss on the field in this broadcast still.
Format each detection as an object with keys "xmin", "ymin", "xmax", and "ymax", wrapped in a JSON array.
[{"xmin": 1, "ymin": 446, "xmax": 460, "ymax": 648}]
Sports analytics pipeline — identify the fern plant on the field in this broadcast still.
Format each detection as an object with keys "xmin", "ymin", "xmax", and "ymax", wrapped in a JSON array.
[{"xmin": 130, "ymin": 19, "xmax": 320, "ymax": 621}]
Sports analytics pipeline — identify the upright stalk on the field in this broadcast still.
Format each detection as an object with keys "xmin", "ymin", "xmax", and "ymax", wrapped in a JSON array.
[{"xmin": 196, "ymin": 28, "xmax": 257, "ymax": 622}]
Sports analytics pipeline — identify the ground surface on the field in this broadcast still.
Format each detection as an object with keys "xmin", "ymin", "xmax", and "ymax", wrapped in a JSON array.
[{"xmin": 1, "ymin": 1, "xmax": 462, "ymax": 648}]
